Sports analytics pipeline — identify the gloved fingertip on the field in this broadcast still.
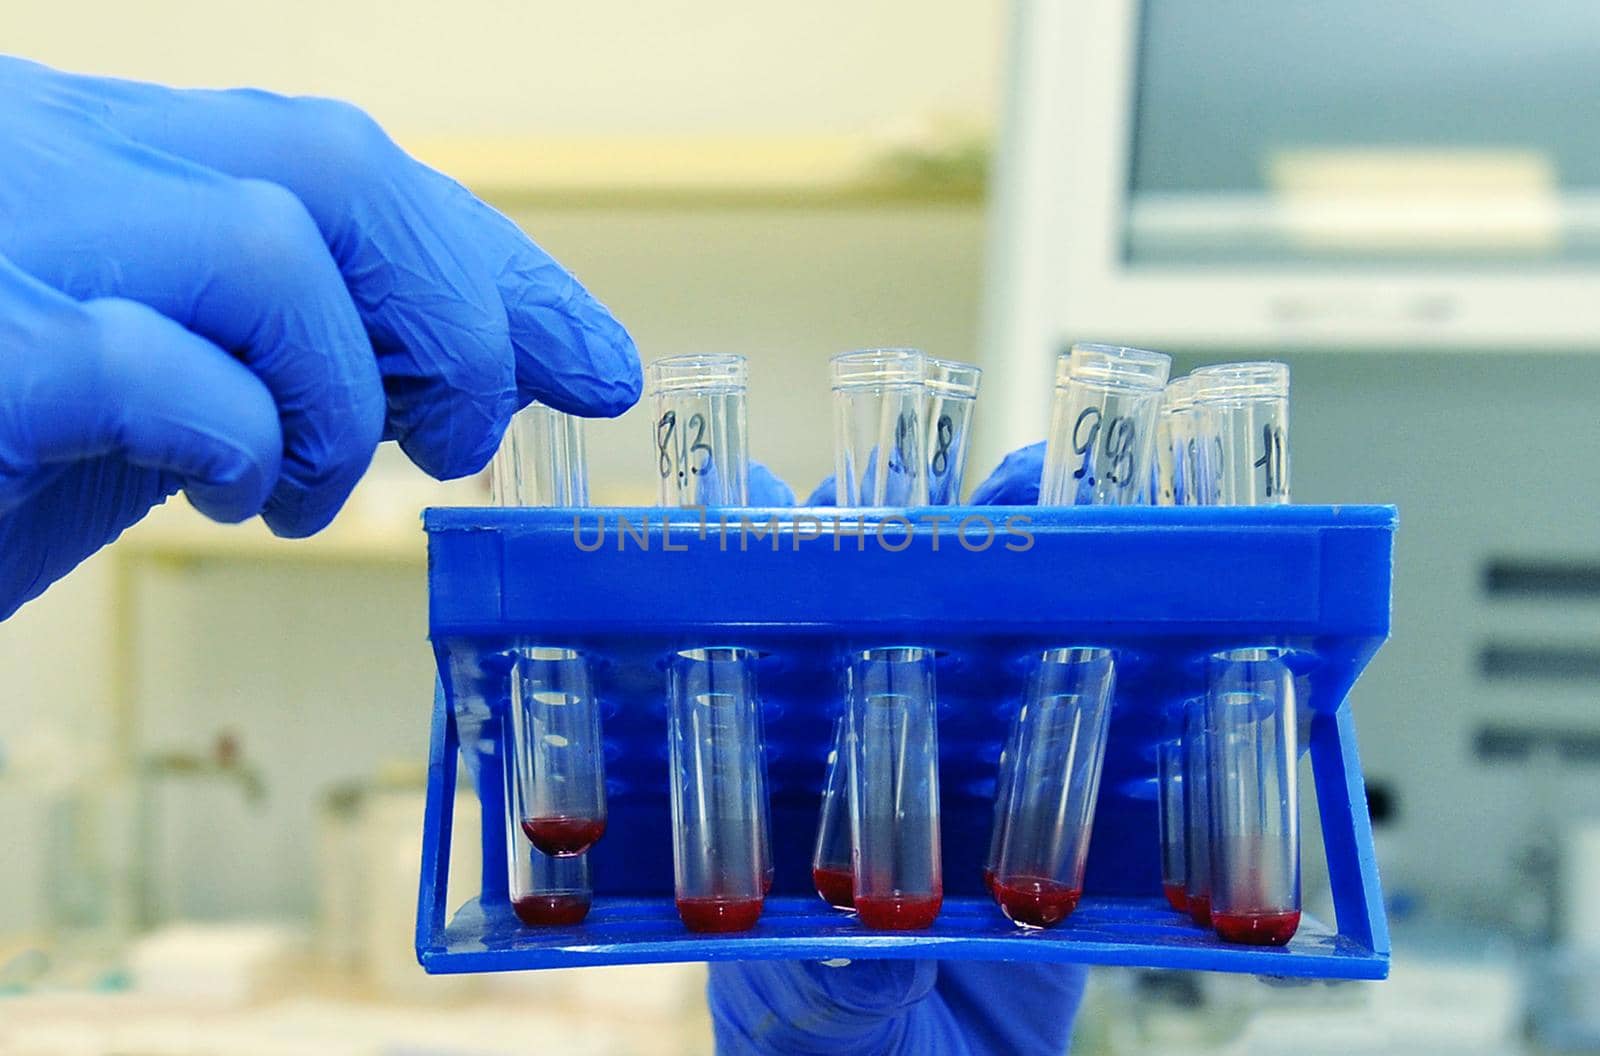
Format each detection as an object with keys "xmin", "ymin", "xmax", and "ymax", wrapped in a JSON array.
[
  {"xmin": 970, "ymin": 440, "xmax": 1047, "ymax": 505},
  {"xmin": 804, "ymin": 475, "xmax": 839, "ymax": 507},
  {"xmin": 514, "ymin": 303, "xmax": 642, "ymax": 419},
  {"xmin": 749, "ymin": 462, "xmax": 797, "ymax": 506}
]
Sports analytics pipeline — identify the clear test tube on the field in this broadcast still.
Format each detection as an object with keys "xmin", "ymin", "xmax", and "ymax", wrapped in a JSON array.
[
  {"xmin": 1207, "ymin": 648, "xmax": 1301, "ymax": 946},
  {"xmin": 982, "ymin": 707, "xmax": 1024, "ymax": 898},
  {"xmin": 649, "ymin": 354, "xmax": 750, "ymax": 506},
  {"xmin": 1189, "ymin": 362, "xmax": 1290, "ymax": 506},
  {"xmin": 1153, "ymin": 376, "xmax": 1195, "ymax": 506},
  {"xmin": 831, "ymin": 348, "xmax": 929, "ymax": 506},
  {"xmin": 848, "ymin": 647, "xmax": 943, "ymax": 930},
  {"xmin": 500, "ymin": 674, "xmax": 591, "ymax": 925},
  {"xmin": 491, "ymin": 400, "xmax": 588, "ymax": 507},
  {"xmin": 810, "ymin": 717, "xmax": 854, "ymax": 910},
  {"xmin": 512, "ymin": 648, "xmax": 606, "ymax": 857},
  {"xmin": 668, "ymin": 647, "xmax": 767, "ymax": 932},
  {"xmin": 491, "ymin": 403, "xmax": 599, "ymax": 920},
  {"xmin": 1039, "ymin": 343, "xmax": 1172, "ymax": 507},
  {"xmin": 1183, "ymin": 699, "xmax": 1214, "ymax": 926},
  {"xmin": 1157, "ymin": 738, "xmax": 1187, "ymax": 912},
  {"xmin": 992, "ymin": 647, "xmax": 1116, "ymax": 928},
  {"xmin": 509, "ymin": 844, "xmax": 592, "ymax": 926},
  {"xmin": 923, "ymin": 357, "xmax": 983, "ymax": 504},
  {"xmin": 649, "ymin": 357, "xmax": 772, "ymax": 909}
]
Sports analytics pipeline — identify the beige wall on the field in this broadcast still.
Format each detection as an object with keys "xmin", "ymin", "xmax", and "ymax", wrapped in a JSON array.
[{"xmin": 8, "ymin": 1, "xmax": 1000, "ymax": 143}]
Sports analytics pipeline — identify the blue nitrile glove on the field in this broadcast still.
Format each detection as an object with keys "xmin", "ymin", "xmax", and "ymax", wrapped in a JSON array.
[
  {"xmin": 807, "ymin": 442, "xmax": 1045, "ymax": 508},
  {"xmin": 750, "ymin": 464, "xmax": 798, "ymax": 507},
  {"xmin": 0, "ymin": 57, "xmax": 639, "ymax": 621},
  {"xmin": 709, "ymin": 444, "xmax": 1086, "ymax": 1056}
]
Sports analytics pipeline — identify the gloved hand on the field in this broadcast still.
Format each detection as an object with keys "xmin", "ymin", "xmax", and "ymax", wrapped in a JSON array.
[
  {"xmin": 710, "ymin": 444, "xmax": 1086, "ymax": 1056},
  {"xmin": 0, "ymin": 56, "xmax": 639, "ymax": 620}
]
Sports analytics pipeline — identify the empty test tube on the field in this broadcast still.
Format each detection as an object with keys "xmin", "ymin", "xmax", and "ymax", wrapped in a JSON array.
[
  {"xmin": 923, "ymin": 357, "xmax": 983, "ymax": 504},
  {"xmin": 491, "ymin": 400, "xmax": 589, "ymax": 507},
  {"xmin": 1039, "ymin": 343, "xmax": 1172, "ymax": 506},
  {"xmin": 1207, "ymin": 648, "xmax": 1301, "ymax": 945},
  {"xmin": 668, "ymin": 647, "xmax": 768, "ymax": 932},
  {"xmin": 831, "ymin": 348, "xmax": 929, "ymax": 505},
  {"xmin": 1189, "ymin": 362, "xmax": 1289, "ymax": 505},
  {"xmin": 810, "ymin": 717, "xmax": 855, "ymax": 910},
  {"xmin": 492, "ymin": 404, "xmax": 600, "ymax": 921},
  {"xmin": 1154, "ymin": 375, "xmax": 1214, "ymax": 507},
  {"xmin": 650, "ymin": 354, "xmax": 750, "ymax": 506},
  {"xmin": 1183, "ymin": 698, "xmax": 1213, "ymax": 926},
  {"xmin": 992, "ymin": 647, "xmax": 1116, "ymax": 928},
  {"xmin": 1157, "ymin": 738, "xmax": 1187, "ymax": 911},
  {"xmin": 848, "ymin": 647, "xmax": 943, "ymax": 929}
]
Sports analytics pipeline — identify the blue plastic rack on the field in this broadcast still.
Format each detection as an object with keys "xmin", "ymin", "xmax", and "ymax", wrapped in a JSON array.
[{"xmin": 418, "ymin": 505, "xmax": 1394, "ymax": 979}]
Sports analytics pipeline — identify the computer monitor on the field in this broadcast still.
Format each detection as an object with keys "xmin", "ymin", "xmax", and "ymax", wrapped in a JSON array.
[{"xmin": 979, "ymin": 0, "xmax": 1600, "ymax": 453}]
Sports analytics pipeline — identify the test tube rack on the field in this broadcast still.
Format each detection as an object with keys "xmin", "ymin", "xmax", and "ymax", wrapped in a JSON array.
[{"xmin": 418, "ymin": 505, "xmax": 1394, "ymax": 979}]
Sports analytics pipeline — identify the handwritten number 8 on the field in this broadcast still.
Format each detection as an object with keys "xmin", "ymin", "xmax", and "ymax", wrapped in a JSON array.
[
  {"xmin": 656, "ymin": 411, "xmax": 676, "ymax": 479},
  {"xmin": 931, "ymin": 414, "xmax": 954, "ymax": 475}
]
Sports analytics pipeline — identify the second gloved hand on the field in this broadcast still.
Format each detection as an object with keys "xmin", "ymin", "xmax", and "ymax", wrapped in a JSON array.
[{"xmin": 709, "ymin": 446, "xmax": 1085, "ymax": 1056}]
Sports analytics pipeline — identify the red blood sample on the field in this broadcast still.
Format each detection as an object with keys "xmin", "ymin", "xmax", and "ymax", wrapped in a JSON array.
[
  {"xmin": 982, "ymin": 867, "xmax": 997, "ymax": 896},
  {"xmin": 512, "ymin": 893, "xmax": 591, "ymax": 926},
  {"xmin": 812, "ymin": 866, "xmax": 855, "ymax": 910},
  {"xmin": 994, "ymin": 876, "xmax": 1081, "ymax": 928},
  {"xmin": 1213, "ymin": 909, "xmax": 1300, "ymax": 946},
  {"xmin": 1163, "ymin": 883, "xmax": 1189, "ymax": 913},
  {"xmin": 1188, "ymin": 893, "xmax": 1212, "ymax": 927},
  {"xmin": 521, "ymin": 815, "xmax": 606, "ymax": 857},
  {"xmin": 855, "ymin": 891, "xmax": 942, "ymax": 930},
  {"xmin": 676, "ymin": 895, "xmax": 764, "ymax": 933}
]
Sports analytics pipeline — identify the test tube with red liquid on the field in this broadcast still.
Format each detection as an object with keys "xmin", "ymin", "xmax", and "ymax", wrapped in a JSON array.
[
  {"xmin": 812, "ymin": 354, "xmax": 980, "ymax": 909},
  {"xmin": 513, "ymin": 648, "xmax": 607, "ymax": 857},
  {"xmin": 848, "ymin": 647, "xmax": 943, "ymax": 930},
  {"xmin": 1157, "ymin": 737, "xmax": 1188, "ymax": 912},
  {"xmin": 810, "ymin": 717, "xmax": 855, "ymax": 910},
  {"xmin": 991, "ymin": 647, "xmax": 1116, "ymax": 928},
  {"xmin": 1183, "ymin": 699, "xmax": 1213, "ymax": 926},
  {"xmin": 668, "ymin": 647, "xmax": 768, "ymax": 932},
  {"xmin": 649, "ymin": 357, "xmax": 771, "ymax": 931},
  {"xmin": 492, "ymin": 402, "xmax": 598, "ymax": 920},
  {"xmin": 1206, "ymin": 648, "xmax": 1301, "ymax": 946},
  {"xmin": 982, "ymin": 710, "xmax": 1023, "ymax": 899}
]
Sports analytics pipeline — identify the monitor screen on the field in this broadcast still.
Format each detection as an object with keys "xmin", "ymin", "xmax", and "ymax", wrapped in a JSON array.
[{"xmin": 1124, "ymin": 1, "xmax": 1600, "ymax": 268}]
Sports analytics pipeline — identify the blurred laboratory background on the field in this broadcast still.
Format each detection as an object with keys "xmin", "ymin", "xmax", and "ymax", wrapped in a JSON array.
[{"xmin": 3, "ymin": 0, "xmax": 1599, "ymax": 1052}]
